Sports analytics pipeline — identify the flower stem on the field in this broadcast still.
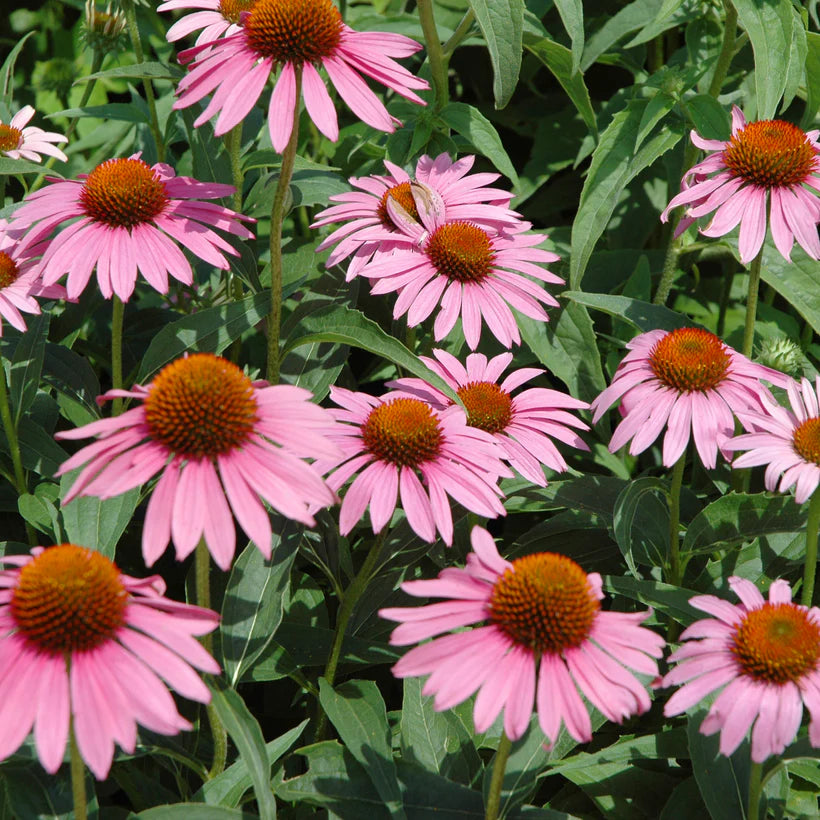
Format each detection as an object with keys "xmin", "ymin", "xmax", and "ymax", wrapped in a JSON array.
[
  {"xmin": 266, "ymin": 67, "xmax": 302, "ymax": 385},
  {"xmin": 801, "ymin": 490, "xmax": 820, "ymax": 607},
  {"xmin": 0, "ymin": 361, "xmax": 36, "ymax": 546},
  {"xmin": 314, "ymin": 528, "xmax": 388, "ymax": 740},
  {"xmin": 741, "ymin": 250, "xmax": 763, "ymax": 359},
  {"xmin": 70, "ymin": 721, "xmax": 88, "ymax": 820},
  {"xmin": 224, "ymin": 124, "xmax": 245, "ymax": 363},
  {"xmin": 485, "ymin": 731, "xmax": 513, "ymax": 820},
  {"xmin": 111, "ymin": 296, "xmax": 125, "ymax": 416},
  {"xmin": 708, "ymin": 0, "xmax": 738, "ymax": 99},
  {"xmin": 120, "ymin": 0, "xmax": 164, "ymax": 162},
  {"xmin": 667, "ymin": 452, "xmax": 686, "ymax": 589},
  {"xmin": 417, "ymin": 0, "xmax": 449, "ymax": 110},
  {"xmin": 747, "ymin": 760, "xmax": 763, "ymax": 820},
  {"xmin": 194, "ymin": 539, "xmax": 228, "ymax": 778},
  {"xmin": 442, "ymin": 9, "xmax": 475, "ymax": 58}
]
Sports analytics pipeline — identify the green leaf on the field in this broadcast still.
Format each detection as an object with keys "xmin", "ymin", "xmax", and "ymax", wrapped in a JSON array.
[
  {"xmin": 438, "ymin": 102, "xmax": 519, "ymax": 186},
  {"xmin": 42, "ymin": 344, "xmax": 102, "ymax": 427},
  {"xmin": 282, "ymin": 304, "xmax": 460, "ymax": 404},
  {"xmin": 636, "ymin": 92, "xmax": 675, "ymax": 150},
  {"xmin": 467, "ymin": 0, "xmax": 525, "ymax": 108},
  {"xmin": 318, "ymin": 679, "xmax": 406, "ymax": 818},
  {"xmin": 570, "ymin": 100, "xmax": 684, "ymax": 288},
  {"xmin": 79, "ymin": 61, "xmax": 183, "ymax": 82},
  {"xmin": 684, "ymin": 94, "xmax": 731, "ymax": 141},
  {"xmin": 581, "ymin": 0, "xmax": 664, "ymax": 70},
  {"xmin": 488, "ymin": 721, "xmax": 549, "ymax": 813},
  {"xmin": 9, "ymin": 314, "xmax": 49, "ymax": 424},
  {"xmin": 612, "ymin": 477, "xmax": 670, "ymax": 576},
  {"xmin": 682, "ymin": 492, "xmax": 806, "ymax": 557},
  {"xmin": 603, "ymin": 575, "xmax": 702, "ymax": 625},
  {"xmin": 0, "ymin": 157, "xmax": 54, "ymax": 177},
  {"xmin": 803, "ymin": 32, "xmax": 820, "ymax": 128},
  {"xmin": 209, "ymin": 685, "xmax": 277, "ymax": 820},
  {"xmin": 134, "ymin": 807, "xmax": 255, "ymax": 819},
  {"xmin": 221, "ymin": 522, "xmax": 302, "ymax": 686},
  {"xmin": 760, "ymin": 245, "xmax": 820, "ymax": 338},
  {"xmin": 524, "ymin": 36, "xmax": 597, "ymax": 137},
  {"xmin": 564, "ymin": 291, "xmax": 698, "ymax": 332},
  {"xmin": 553, "ymin": 0, "xmax": 585, "ymax": 75},
  {"xmin": 1, "ymin": 31, "xmax": 35, "ymax": 105},
  {"xmin": 17, "ymin": 418, "xmax": 66, "ymax": 476},
  {"xmin": 733, "ymin": 0, "xmax": 803, "ymax": 119},
  {"xmin": 58, "ymin": 472, "xmax": 140, "ymax": 559},
  {"xmin": 137, "ymin": 293, "xmax": 271, "ymax": 381},
  {"xmin": 50, "ymin": 103, "xmax": 149, "ymax": 123}
]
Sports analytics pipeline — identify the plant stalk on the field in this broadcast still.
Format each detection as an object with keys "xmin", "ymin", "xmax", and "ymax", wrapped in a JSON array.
[
  {"xmin": 741, "ymin": 250, "xmax": 763, "ymax": 359},
  {"xmin": 485, "ymin": 731, "xmax": 513, "ymax": 820},
  {"xmin": 111, "ymin": 296, "xmax": 125, "ymax": 415},
  {"xmin": 747, "ymin": 760, "xmax": 763, "ymax": 820},
  {"xmin": 70, "ymin": 721, "xmax": 88, "ymax": 820},
  {"xmin": 802, "ymin": 490, "xmax": 820, "ymax": 607},
  {"xmin": 442, "ymin": 9, "xmax": 475, "ymax": 58},
  {"xmin": 417, "ymin": 0, "xmax": 449, "ymax": 109}
]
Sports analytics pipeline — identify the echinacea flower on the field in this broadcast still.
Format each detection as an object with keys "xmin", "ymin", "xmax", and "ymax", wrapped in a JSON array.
[
  {"xmin": 159, "ymin": 0, "xmax": 252, "ymax": 46},
  {"xmin": 0, "ymin": 106, "xmax": 67, "ymax": 164},
  {"xmin": 727, "ymin": 376, "xmax": 820, "ymax": 503},
  {"xmin": 351, "ymin": 211, "xmax": 562, "ymax": 350},
  {"xmin": 313, "ymin": 387, "xmax": 511, "ymax": 545},
  {"xmin": 389, "ymin": 349, "xmax": 590, "ymax": 486},
  {"xmin": 381, "ymin": 526, "xmax": 664, "ymax": 744},
  {"xmin": 312, "ymin": 153, "xmax": 521, "ymax": 280},
  {"xmin": 0, "ymin": 544, "xmax": 220, "ymax": 780},
  {"xmin": 173, "ymin": 0, "xmax": 428, "ymax": 152},
  {"xmin": 664, "ymin": 576, "xmax": 820, "ymax": 763},
  {"xmin": 0, "ymin": 220, "xmax": 65, "ymax": 334},
  {"xmin": 9, "ymin": 156, "xmax": 254, "ymax": 302},
  {"xmin": 55, "ymin": 353, "xmax": 340, "ymax": 570},
  {"xmin": 590, "ymin": 328, "xmax": 783, "ymax": 468},
  {"xmin": 661, "ymin": 106, "xmax": 820, "ymax": 263}
]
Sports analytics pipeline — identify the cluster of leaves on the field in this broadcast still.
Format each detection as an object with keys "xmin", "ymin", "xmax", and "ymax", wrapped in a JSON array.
[{"xmin": 1, "ymin": 0, "xmax": 820, "ymax": 817}]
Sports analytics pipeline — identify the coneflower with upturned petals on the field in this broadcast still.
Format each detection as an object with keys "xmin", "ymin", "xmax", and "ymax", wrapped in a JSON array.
[
  {"xmin": 661, "ymin": 106, "xmax": 820, "ymax": 263},
  {"xmin": 664, "ymin": 577, "xmax": 820, "ymax": 763},
  {"xmin": 173, "ymin": 0, "xmax": 428, "ymax": 152},
  {"xmin": 389, "ymin": 348, "xmax": 589, "ymax": 486},
  {"xmin": 55, "ymin": 353, "xmax": 341, "ymax": 570},
  {"xmin": 0, "ymin": 544, "xmax": 220, "ymax": 780},
  {"xmin": 591, "ymin": 328, "xmax": 784, "ymax": 468},
  {"xmin": 381, "ymin": 526, "xmax": 665, "ymax": 744},
  {"xmin": 312, "ymin": 387, "xmax": 511, "ymax": 545},
  {"xmin": 9, "ymin": 155, "xmax": 254, "ymax": 302},
  {"xmin": 0, "ymin": 106, "xmax": 67, "ymax": 163},
  {"xmin": 312, "ymin": 153, "xmax": 521, "ymax": 280}
]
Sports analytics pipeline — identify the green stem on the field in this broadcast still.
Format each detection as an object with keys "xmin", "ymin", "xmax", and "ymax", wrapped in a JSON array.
[
  {"xmin": 442, "ymin": 9, "xmax": 475, "ymax": 58},
  {"xmin": 747, "ymin": 760, "xmax": 763, "ymax": 820},
  {"xmin": 111, "ymin": 296, "xmax": 124, "ymax": 416},
  {"xmin": 716, "ymin": 257, "xmax": 736, "ymax": 338},
  {"xmin": 266, "ymin": 67, "xmax": 302, "ymax": 384},
  {"xmin": 801, "ymin": 491, "xmax": 820, "ymax": 607},
  {"xmin": 417, "ymin": 0, "xmax": 449, "ymax": 110},
  {"xmin": 0, "ymin": 362, "xmax": 36, "ymax": 545},
  {"xmin": 70, "ymin": 721, "xmax": 88, "ymax": 820},
  {"xmin": 742, "ymin": 251, "xmax": 763, "ymax": 359},
  {"xmin": 667, "ymin": 452, "xmax": 686, "ymax": 588},
  {"xmin": 224, "ymin": 123, "xmax": 245, "ymax": 364},
  {"xmin": 485, "ymin": 732, "xmax": 513, "ymax": 820},
  {"xmin": 195, "ymin": 540, "xmax": 228, "ymax": 778},
  {"xmin": 707, "ymin": 0, "xmax": 738, "ymax": 99},
  {"xmin": 121, "ymin": 0, "xmax": 164, "ymax": 162}
]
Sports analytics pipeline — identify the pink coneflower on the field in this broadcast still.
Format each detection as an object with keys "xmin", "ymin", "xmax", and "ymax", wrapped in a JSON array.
[
  {"xmin": 9, "ymin": 156, "xmax": 254, "ymax": 302},
  {"xmin": 664, "ymin": 576, "xmax": 820, "ymax": 762},
  {"xmin": 727, "ymin": 376, "xmax": 820, "ymax": 503},
  {"xmin": 313, "ymin": 387, "xmax": 511, "ymax": 545},
  {"xmin": 0, "ymin": 544, "xmax": 219, "ymax": 780},
  {"xmin": 55, "ymin": 353, "xmax": 340, "ymax": 570},
  {"xmin": 381, "ymin": 526, "xmax": 664, "ymax": 743},
  {"xmin": 159, "ymin": 0, "xmax": 253, "ymax": 46},
  {"xmin": 312, "ymin": 153, "xmax": 521, "ymax": 280},
  {"xmin": 389, "ymin": 349, "xmax": 590, "ymax": 486},
  {"xmin": 661, "ymin": 106, "xmax": 820, "ymax": 263},
  {"xmin": 352, "ymin": 212, "xmax": 562, "ymax": 350},
  {"xmin": 173, "ymin": 0, "xmax": 428, "ymax": 152},
  {"xmin": 0, "ymin": 220, "xmax": 65, "ymax": 334},
  {"xmin": 590, "ymin": 328, "xmax": 782, "ymax": 468},
  {"xmin": 0, "ymin": 106, "xmax": 67, "ymax": 163}
]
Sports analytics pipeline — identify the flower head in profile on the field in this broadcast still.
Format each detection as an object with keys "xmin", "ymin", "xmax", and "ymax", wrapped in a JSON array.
[
  {"xmin": 389, "ymin": 349, "xmax": 589, "ymax": 486},
  {"xmin": 9, "ymin": 156, "xmax": 254, "ymax": 302},
  {"xmin": 0, "ymin": 106, "xmax": 67, "ymax": 164},
  {"xmin": 381, "ymin": 526, "xmax": 664, "ymax": 744},
  {"xmin": 56, "ymin": 353, "xmax": 340, "ymax": 570},
  {"xmin": 173, "ymin": 0, "xmax": 428, "ymax": 152},
  {"xmin": 312, "ymin": 153, "xmax": 521, "ymax": 280},
  {"xmin": 0, "ymin": 220, "xmax": 65, "ymax": 335},
  {"xmin": 159, "ymin": 0, "xmax": 254, "ymax": 46},
  {"xmin": 664, "ymin": 577, "xmax": 820, "ymax": 763},
  {"xmin": 727, "ymin": 376, "xmax": 820, "ymax": 503},
  {"xmin": 313, "ymin": 387, "xmax": 511, "ymax": 545},
  {"xmin": 661, "ymin": 106, "xmax": 820, "ymax": 263},
  {"xmin": 591, "ymin": 328, "xmax": 783, "ymax": 469},
  {"xmin": 82, "ymin": 0, "xmax": 127, "ymax": 53},
  {"xmin": 0, "ymin": 544, "xmax": 219, "ymax": 780}
]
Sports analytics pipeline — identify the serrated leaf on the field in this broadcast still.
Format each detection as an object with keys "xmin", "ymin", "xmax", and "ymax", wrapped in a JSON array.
[{"xmin": 468, "ymin": 0, "xmax": 525, "ymax": 108}]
